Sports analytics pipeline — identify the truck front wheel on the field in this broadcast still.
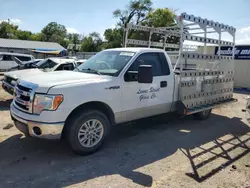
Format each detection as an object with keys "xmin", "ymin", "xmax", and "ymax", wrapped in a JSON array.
[
  {"xmin": 67, "ymin": 110, "xmax": 110, "ymax": 155},
  {"xmin": 193, "ymin": 109, "xmax": 212, "ymax": 120}
]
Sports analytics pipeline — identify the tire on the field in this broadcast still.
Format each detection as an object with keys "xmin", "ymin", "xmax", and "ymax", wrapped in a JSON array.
[
  {"xmin": 67, "ymin": 110, "xmax": 111, "ymax": 155},
  {"xmin": 193, "ymin": 109, "xmax": 212, "ymax": 120}
]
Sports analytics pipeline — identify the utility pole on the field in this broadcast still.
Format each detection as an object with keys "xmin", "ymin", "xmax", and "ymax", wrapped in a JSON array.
[{"xmin": 8, "ymin": 18, "xmax": 10, "ymax": 38}]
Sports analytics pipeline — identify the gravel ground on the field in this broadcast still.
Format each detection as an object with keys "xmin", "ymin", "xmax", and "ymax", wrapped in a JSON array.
[{"xmin": 0, "ymin": 83, "xmax": 249, "ymax": 188}]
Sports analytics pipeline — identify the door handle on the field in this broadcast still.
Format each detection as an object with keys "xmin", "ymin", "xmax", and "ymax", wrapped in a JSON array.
[{"xmin": 160, "ymin": 81, "xmax": 167, "ymax": 88}]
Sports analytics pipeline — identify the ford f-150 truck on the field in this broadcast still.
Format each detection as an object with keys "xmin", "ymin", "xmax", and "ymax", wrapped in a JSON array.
[{"xmin": 9, "ymin": 13, "xmax": 237, "ymax": 155}]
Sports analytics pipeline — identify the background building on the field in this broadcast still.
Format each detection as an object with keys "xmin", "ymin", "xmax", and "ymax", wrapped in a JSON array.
[
  {"xmin": 0, "ymin": 38, "xmax": 67, "ymax": 59},
  {"xmin": 197, "ymin": 45, "xmax": 250, "ymax": 89}
]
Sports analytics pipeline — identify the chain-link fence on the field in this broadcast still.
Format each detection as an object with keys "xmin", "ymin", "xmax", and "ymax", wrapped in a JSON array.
[{"xmin": 75, "ymin": 52, "xmax": 98, "ymax": 59}]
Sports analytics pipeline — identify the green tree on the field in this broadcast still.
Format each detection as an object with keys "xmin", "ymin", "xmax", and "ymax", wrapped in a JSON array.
[
  {"xmin": 41, "ymin": 22, "xmax": 67, "ymax": 46},
  {"xmin": 103, "ymin": 28, "xmax": 123, "ymax": 49},
  {"xmin": 66, "ymin": 33, "xmax": 81, "ymax": 52},
  {"xmin": 30, "ymin": 33, "xmax": 43, "ymax": 41},
  {"xmin": 145, "ymin": 8, "xmax": 175, "ymax": 27},
  {"xmin": 113, "ymin": 3, "xmax": 179, "ymax": 49},
  {"xmin": 140, "ymin": 8, "xmax": 179, "ymax": 47},
  {"xmin": 72, "ymin": 33, "xmax": 80, "ymax": 44},
  {"xmin": 61, "ymin": 38, "xmax": 71, "ymax": 50},
  {"xmin": 0, "ymin": 21, "xmax": 19, "ymax": 38},
  {"xmin": 15, "ymin": 30, "xmax": 32, "ymax": 40},
  {"xmin": 113, "ymin": 0, "xmax": 153, "ymax": 26},
  {"xmin": 111, "ymin": 1, "xmax": 178, "ymax": 48},
  {"xmin": 81, "ymin": 32, "xmax": 103, "ymax": 52},
  {"xmin": 67, "ymin": 33, "xmax": 80, "ymax": 44},
  {"xmin": 113, "ymin": 0, "xmax": 153, "ymax": 46}
]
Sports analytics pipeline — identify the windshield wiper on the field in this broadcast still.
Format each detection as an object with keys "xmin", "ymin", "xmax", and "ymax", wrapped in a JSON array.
[{"xmin": 81, "ymin": 68, "xmax": 102, "ymax": 75}]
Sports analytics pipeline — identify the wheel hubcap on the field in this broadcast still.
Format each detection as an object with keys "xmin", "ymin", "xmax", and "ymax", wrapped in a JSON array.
[{"xmin": 78, "ymin": 119, "xmax": 104, "ymax": 148}]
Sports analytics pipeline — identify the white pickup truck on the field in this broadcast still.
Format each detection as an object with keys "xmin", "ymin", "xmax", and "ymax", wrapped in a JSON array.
[
  {"xmin": 9, "ymin": 13, "xmax": 237, "ymax": 155},
  {"xmin": 2, "ymin": 57, "xmax": 78, "ymax": 95}
]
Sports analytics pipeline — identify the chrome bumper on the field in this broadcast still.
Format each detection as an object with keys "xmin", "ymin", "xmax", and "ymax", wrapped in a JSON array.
[
  {"xmin": 2, "ymin": 80, "xmax": 14, "ymax": 95},
  {"xmin": 11, "ymin": 109, "xmax": 64, "ymax": 140}
]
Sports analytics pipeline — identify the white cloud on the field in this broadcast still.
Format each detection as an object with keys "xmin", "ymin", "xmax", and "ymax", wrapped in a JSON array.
[
  {"xmin": 66, "ymin": 27, "xmax": 80, "ymax": 34},
  {"xmin": 235, "ymin": 38, "xmax": 250, "ymax": 44},
  {"xmin": 236, "ymin": 26, "xmax": 250, "ymax": 44},
  {"xmin": 110, "ymin": 24, "xmax": 117, "ymax": 29},
  {"xmin": 0, "ymin": 18, "xmax": 22, "ymax": 25},
  {"xmin": 238, "ymin": 26, "xmax": 250, "ymax": 33},
  {"xmin": 10, "ymin": 19, "xmax": 22, "ymax": 24}
]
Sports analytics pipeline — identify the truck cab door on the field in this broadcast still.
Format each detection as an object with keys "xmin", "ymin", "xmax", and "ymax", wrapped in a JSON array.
[
  {"xmin": 0, "ymin": 55, "xmax": 16, "ymax": 71},
  {"xmin": 120, "ymin": 52, "xmax": 174, "ymax": 122}
]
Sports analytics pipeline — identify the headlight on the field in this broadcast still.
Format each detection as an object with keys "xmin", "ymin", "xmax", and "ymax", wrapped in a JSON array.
[
  {"xmin": 33, "ymin": 94, "xmax": 63, "ymax": 115},
  {"xmin": 11, "ymin": 80, "xmax": 17, "ymax": 86}
]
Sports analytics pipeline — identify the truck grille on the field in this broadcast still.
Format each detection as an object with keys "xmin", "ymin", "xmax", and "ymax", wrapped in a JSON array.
[
  {"xmin": 17, "ymin": 84, "xmax": 31, "ymax": 92},
  {"xmin": 13, "ymin": 82, "xmax": 37, "ymax": 113}
]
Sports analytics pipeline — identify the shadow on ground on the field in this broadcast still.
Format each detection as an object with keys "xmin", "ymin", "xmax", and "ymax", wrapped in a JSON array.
[
  {"xmin": 0, "ymin": 98, "xmax": 12, "ymax": 111},
  {"xmin": 0, "ymin": 113, "xmax": 249, "ymax": 187}
]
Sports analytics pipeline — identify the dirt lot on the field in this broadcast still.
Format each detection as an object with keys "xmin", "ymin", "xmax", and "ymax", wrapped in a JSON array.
[{"xmin": 0, "ymin": 80, "xmax": 249, "ymax": 188}]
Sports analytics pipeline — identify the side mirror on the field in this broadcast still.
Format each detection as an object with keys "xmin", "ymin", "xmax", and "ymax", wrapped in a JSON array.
[
  {"xmin": 124, "ymin": 71, "xmax": 138, "ymax": 82},
  {"xmin": 138, "ymin": 65, "xmax": 153, "ymax": 83}
]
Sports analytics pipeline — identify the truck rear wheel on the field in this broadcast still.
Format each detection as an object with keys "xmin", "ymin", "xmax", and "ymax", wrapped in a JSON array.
[
  {"xmin": 193, "ymin": 109, "xmax": 212, "ymax": 120},
  {"xmin": 67, "ymin": 110, "xmax": 110, "ymax": 155}
]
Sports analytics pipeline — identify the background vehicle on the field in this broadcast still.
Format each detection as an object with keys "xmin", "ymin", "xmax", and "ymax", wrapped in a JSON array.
[
  {"xmin": 0, "ymin": 52, "xmax": 35, "ymax": 71},
  {"xmin": 10, "ymin": 13, "xmax": 236, "ymax": 155},
  {"xmin": 7, "ymin": 59, "xmax": 43, "ymax": 71},
  {"xmin": 2, "ymin": 58, "xmax": 78, "ymax": 95},
  {"xmin": 75, "ymin": 59, "xmax": 87, "ymax": 66}
]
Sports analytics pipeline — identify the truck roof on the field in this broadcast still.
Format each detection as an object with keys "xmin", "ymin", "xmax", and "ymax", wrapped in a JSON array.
[
  {"xmin": 104, "ymin": 47, "xmax": 166, "ymax": 53},
  {"xmin": 47, "ymin": 58, "xmax": 75, "ymax": 64}
]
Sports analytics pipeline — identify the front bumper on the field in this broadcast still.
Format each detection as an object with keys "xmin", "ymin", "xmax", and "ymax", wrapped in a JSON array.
[
  {"xmin": 10, "ymin": 105, "xmax": 65, "ymax": 140},
  {"xmin": 2, "ymin": 80, "xmax": 14, "ymax": 95}
]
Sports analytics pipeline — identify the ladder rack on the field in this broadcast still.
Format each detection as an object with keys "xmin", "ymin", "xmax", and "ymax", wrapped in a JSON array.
[
  {"xmin": 123, "ymin": 12, "xmax": 236, "ymax": 114},
  {"xmin": 180, "ymin": 13, "xmax": 236, "ymax": 35},
  {"xmin": 124, "ymin": 12, "xmax": 236, "ymax": 72}
]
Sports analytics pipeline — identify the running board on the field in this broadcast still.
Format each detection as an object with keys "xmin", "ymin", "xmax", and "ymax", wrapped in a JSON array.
[{"xmin": 177, "ymin": 98, "xmax": 237, "ymax": 115}]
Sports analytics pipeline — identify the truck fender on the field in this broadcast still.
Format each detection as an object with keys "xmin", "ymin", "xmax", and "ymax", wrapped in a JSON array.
[{"xmin": 62, "ymin": 101, "xmax": 116, "ymax": 138}]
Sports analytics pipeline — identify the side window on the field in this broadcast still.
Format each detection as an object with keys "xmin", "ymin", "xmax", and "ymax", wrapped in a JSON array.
[
  {"xmin": 39, "ymin": 60, "xmax": 57, "ymax": 69},
  {"xmin": 158, "ymin": 53, "xmax": 170, "ymax": 75},
  {"xmin": 15, "ymin": 56, "xmax": 31, "ymax": 62},
  {"xmin": 55, "ymin": 64, "xmax": 63, "ymax": 71},
  {"xmin": 2, "ymin": 55, "xmax": 12, "ymax": 61},
  {"xmin": 48, "ymin": 60, "xmax": 57, "ymax": 68},
  {"xmin": 128, "ymin": 53, "xmax": 163, "ymax": 76},
  {"xmin": 56, "ymin": 63, "xmax": 74, "ymax": 71},
  {"xmin": 64, "ymin": 63, "xmax": 74, "ymax": 70}
]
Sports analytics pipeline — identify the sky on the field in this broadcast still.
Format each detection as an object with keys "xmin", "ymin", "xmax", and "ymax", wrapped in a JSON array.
[{"xmin": 0, "ymin": 0, "xmax": 250, "ymax": 44}]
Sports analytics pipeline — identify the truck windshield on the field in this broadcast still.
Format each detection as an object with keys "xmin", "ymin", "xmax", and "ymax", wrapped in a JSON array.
[{"xmin": 75, "ymin": 50, "xmax": 135, "ymax": 76}]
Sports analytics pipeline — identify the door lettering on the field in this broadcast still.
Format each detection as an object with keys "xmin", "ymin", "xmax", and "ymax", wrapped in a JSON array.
[{"xmin": 137, "ymin": 87, "xmax": 160, "ymax": 101}]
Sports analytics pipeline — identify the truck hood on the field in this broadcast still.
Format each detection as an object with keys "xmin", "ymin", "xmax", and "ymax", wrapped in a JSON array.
[
  {"xmin": 5, "ymin": 69, "xmax": 44, "ymax": 80},
  {"xmin": 19, "ymin": 71, "xmax": 112, "ymax": 93}
]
